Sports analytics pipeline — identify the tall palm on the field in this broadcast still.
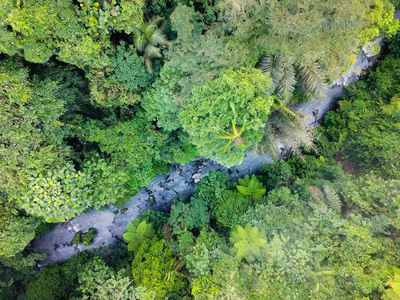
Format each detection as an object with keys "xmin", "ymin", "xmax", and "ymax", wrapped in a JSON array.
[{"xmin": 133, "ymin": 17, "xmax": 169, "ymax": 73}]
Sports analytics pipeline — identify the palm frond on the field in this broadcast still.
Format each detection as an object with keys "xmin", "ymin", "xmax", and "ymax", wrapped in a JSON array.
[
  {"xmin": 145, "ymin": 57, "xmax": 153, "ymax": 73},
  {"xmin": 142, "ymin": 23, "xmax": 157, "ymax": 40},
  {"xmin": 380, "ymin": 95, "xmax": 400, "ymax": 120},
  {"xmin": 269, "ymin": 112, "xmax": 314, "ymax": 154},
  {"xmin": 252, "ymin": 123, "xmax": 280, "ymax": 159},
  {"xmin": 323, "ymin": 185, "xmax": 341, "ymax": 214},
  {"xmin": 276, "ymin": 62, "xmax": 297, "ymax": 102},
  {"xmin": 297, "ymin": 59, "xmax": 327, "ymax": 100},
  {"xmin": 145, "ymin": 44, "xmax": 162, "ymax": 59},
  {"xmin": 133, "ymin": 33, "xmax": 146, "ymax": 52},
  {"xmin": 258, "ymin": 55, "xmax": 283, "ymax": 95},
  {"xmin": 148, "ymin": 28, "xmax": 168, "ymax": 46}
]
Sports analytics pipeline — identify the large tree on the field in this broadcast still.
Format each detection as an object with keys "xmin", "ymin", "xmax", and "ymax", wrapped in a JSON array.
[
  {"xmin": 219, "ymin": 0, "xmax": 397, "ymax": 90},
  {"xmin": 179, "ymin": 68, "xmax": 274, "ymax": 167}
]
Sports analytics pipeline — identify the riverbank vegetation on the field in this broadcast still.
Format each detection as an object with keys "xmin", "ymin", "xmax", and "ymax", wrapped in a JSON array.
[{"xmin": 1, "ymin": 0, "xmax": 400, "ymax": 299}]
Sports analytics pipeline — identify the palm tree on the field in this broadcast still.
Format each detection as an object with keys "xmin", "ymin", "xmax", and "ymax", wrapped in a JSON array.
[
  {"xmin": 253, "ymin": 95, "xmax": 315, "ymax": 159},
  {"xmin": 258, "ymin": 54, "xmax": 328, "ymax": 102},
  {"xmin": 133, "ymin": 17, "xmax": 169, "ymax": 73}
]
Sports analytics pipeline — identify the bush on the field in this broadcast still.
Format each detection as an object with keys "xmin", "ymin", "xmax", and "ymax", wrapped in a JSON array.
[{"xmin": 19, "ymin": 163, "xmax": 94, "ymax": 223}]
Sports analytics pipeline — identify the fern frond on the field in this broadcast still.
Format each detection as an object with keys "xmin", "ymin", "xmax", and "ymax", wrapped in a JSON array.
[
  {"xmin": 297, "ymin": 59, "xmax": 327, "ymax": 100},
  {"xmin": 380, "ymin": 95, "xmax": 400, "ymax": 120},
  {"xmin": 366, "ymin": 215, "xmax": 390, "ymax": 234},
  {"xmin": 308, "ymin": 186, "xmax": 326, "ymax": 201},
  {"xmin": 323, "ymin": 185, "xmax": 341, "ymax": 214}
]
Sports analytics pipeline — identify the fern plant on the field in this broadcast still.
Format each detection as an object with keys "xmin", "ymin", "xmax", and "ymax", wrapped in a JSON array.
[
  {"xmin": 307, "ymin": 185, "xmax": 342, "ymax": 215},
  {"xmin": 383, "ymin": 267, "xmax": 400, "ymax": 300},
  {"xmin": 123, "ymin": 218, "xmax": 155, "ymax": 252},
  {"xmin": 236, "ymin": 175, "xmax": 266, "ymax": 201},
  {"xmin": 380, "ymin": 94, "xmax": 400, "ymax": 120},
  {"xmin": 366, "ymin": 215, "xmax": 390, "ymax": 235},
  {"xmin": 229, "ymin": 223, "xmax": 266, "ymax": 262}
]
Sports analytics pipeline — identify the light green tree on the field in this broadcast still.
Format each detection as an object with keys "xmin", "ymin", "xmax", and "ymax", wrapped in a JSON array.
[
  {"xmin": 236, "ymin": 175, "xmax": 266, "ymax": 201},
  {"xmin": 123, "ymin": 218, "xmax": 155, "ymax": 252},
  {"xmin": 229, "ymin": 223, "xmax": 266, "ymax": 262},
  {"xmin": 179, "ymin": 68, "xmax": 274, "ymax": 167}
]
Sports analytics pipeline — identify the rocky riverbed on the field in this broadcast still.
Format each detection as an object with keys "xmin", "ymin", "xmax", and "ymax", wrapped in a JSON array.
[{"xmin": 32, "ymin": 41, "xmax": 382, "ymax": 267}]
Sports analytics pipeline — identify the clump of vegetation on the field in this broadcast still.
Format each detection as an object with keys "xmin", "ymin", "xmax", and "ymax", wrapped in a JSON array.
[
  {"xmin": 71, "ymin": 228, "xmax": 96, "ymax": 247},
  {"xmin": 123, "ymin": 218, "xmax": 155, "ymax": 252},
  {"xmin": 236, "ymin": 174, "xmax": 266, "ymax": 201}
]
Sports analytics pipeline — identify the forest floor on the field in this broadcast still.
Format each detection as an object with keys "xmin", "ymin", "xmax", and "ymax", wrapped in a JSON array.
[
  {"xmin": 31, "ymin": 41, "xmax": 380, "ymax": 267},
  {"xmin": 333, "ymin": 154, "xmax": 363, "ymax": 178}
]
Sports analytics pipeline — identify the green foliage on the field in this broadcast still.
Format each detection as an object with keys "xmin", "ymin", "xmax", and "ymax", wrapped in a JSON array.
[
  {"xmin": 76, "ymin": 0, "xmax": 144, "ymax": 36},
  {"xmin": 19, "ymin": 164, "xmax": 94, "ymax": 223},
  {"xmin": 220, "ymin": 0, "xmax": 381, "ymax": 82},
  {"xmin": 0, "ymin": 0, "xmax": 108, "ymax": 68},
  {"xmin": 211, "ymin": 191, "xmax": 251, "ymax": 230},
  {"xmin": 319, "ymin": 111, "xmax": 347, "ymax": 143},
  {"xmin": 25, "ymin": 264, "xmax": 77, "ymax": 300},
  {"xmin": 325, "ymin": 54, "xmax": 400, "ymax": 178},
  {"xmin": 138, "ymin": 210, "xmax": 168, "ymax": 231},
  {"xmin": 190, "ymin": 171, "xmax": 251, "ymax": 229},
  {"xmin": 229, "ymin": 223, "xmax": 266, "ymax": 262},
  {"xmin": 131, "ymin": 239, "xmax": 187, "ymax": 300},
  {"xmin": 123, "ymin": 218, "xmax": 155, "ymax": 252},
  {"xmin": 82, "ymin": 155, "xmax": 131, "ymax": 206},
  {"xmin": 0, "ymin": 58, "xmax": 71, "ymax": 193},
  {"xmin": 71, "ymin": 228, "xmax": 96, "ymax": 246},
  {"xmin": 0, "ymin": 250, "xmax": 46, "ymax": 275},
  {"xmin": 0, "ymin": 0, "xmax": 144, "ymax": 69},
  {"xmin": 75, "ymin": 258, "xmax": 142, "ymax": 300},
  {"xmin": 258, "ymin": 55, "xmax": 327, "ymax": 101},
  {"xmin": 179, "ymin": 68, "xmax": 273, "ymax": 167},
  {"xmin": 79, "ymin": 109, "xmax": 189, "ymax": 198},
  {"xmin": 168, "ymin": 198, "xmax": 210, "ymax": 235},
  {"xmin": 236, "ymin": 174, "xmax": 266, "ymax": 201},
  {"xmin": 192, "ymin": 170, "xmax": 230, "ymax": 204},
  {"xmin": 142, "ymin": 3, "xmax": 255, "ymax": 133},
  {"xmin": 338, "ymin": 172, "xmax": 400, "ymax": 223},
  {"xmin": 383, "ymin": 268, "xmax": 400, "ymax": 300},
  {"xmin": 259, "ymin": 160, "xmax": 296, "ymax": 191},
  {"xmin": 0, "ymin": 198, "xmax": 39, "ymax": 257},
  {"xmin": 111, "ymin": 41, "xmax": 154, "ymax": 91},
  {"xmin": 87, "ymin": 41, "xmax": 153, "ymax": 107},
  {"xmin": 388, "ymin": 31, "xmax": 400, "ymax": 56},
  {"xmin": 360, "ymin": 0, "xmax": 399, "ymax": 42}
]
